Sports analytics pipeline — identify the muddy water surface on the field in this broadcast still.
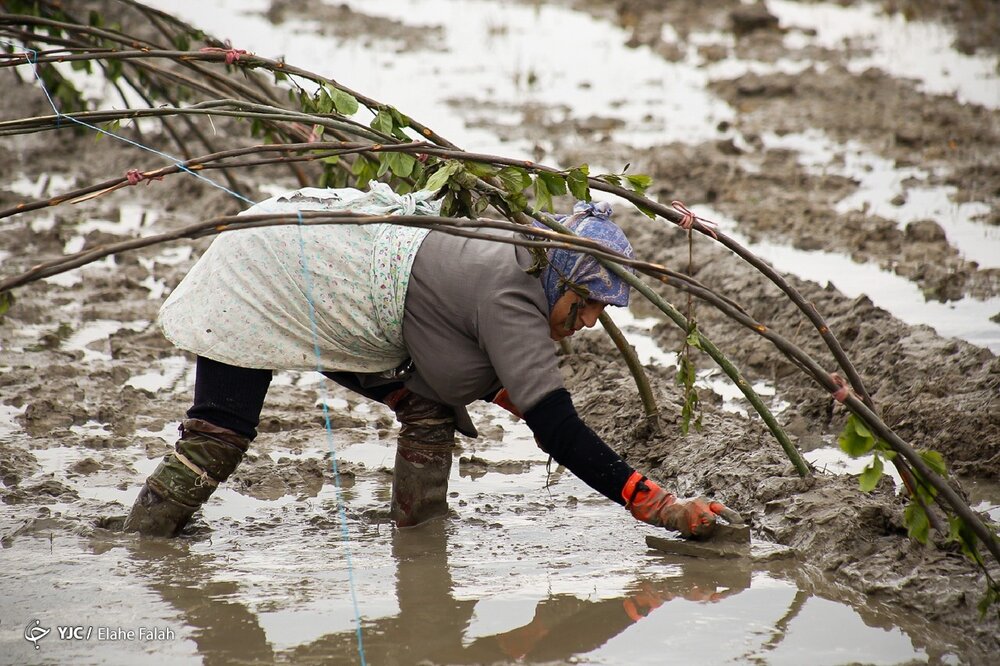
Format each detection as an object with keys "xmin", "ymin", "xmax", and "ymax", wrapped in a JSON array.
[
  {"xmin": 0, "ymin": 392, "xmax": 950, "ymax": 664},
  {"xmin": 2, "ymin": 0, "xmax": 999, "ymax": 663}
]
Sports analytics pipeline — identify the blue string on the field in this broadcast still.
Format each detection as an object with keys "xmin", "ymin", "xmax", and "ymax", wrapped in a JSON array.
[
  {"xmin": 9, "ymin": 39, "xmax": 366, "ymax": 661},
  {"xmin": 14, "ymin": 44, "xmax": 253, "ymax": 205},
  {"xmin": 295, "ymin": 212, "xmax": 367, "ymax": 664}
]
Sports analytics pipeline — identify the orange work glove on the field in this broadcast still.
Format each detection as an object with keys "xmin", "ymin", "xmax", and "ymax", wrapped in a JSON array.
[
  {"xmin": 622, "ymin": 471, "xmax": 733, "ymax": 538},
  {"xmin": 492, "ymin": 388, "xmax": 523, "ymax": 419},
  {"xmin": 622, "ymin": 584, "xmax": 667, "ymax": 622}
]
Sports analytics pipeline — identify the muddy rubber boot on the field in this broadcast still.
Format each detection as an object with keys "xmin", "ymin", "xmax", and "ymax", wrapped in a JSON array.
[
  {"xmin": 123, "ymin": 419, "xmax": 250, "ymax": 537},
  {"xmin": 389, "ymin": 391, "xmax": 456, "ymax": 527}
]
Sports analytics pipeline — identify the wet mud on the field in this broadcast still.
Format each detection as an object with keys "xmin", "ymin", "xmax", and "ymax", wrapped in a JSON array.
[{"xmin": 1, "ymin": 0, "xmax": 999, "ymax": 663}]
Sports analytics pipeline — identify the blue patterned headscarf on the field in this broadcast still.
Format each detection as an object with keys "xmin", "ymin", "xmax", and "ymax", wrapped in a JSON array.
[{"xmin": 539, "ymin": 201, "xmax": 635, "ymax": 310}]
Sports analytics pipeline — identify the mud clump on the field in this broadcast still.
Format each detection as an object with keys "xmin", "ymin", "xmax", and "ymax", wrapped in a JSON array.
[
  {"xmin": 228, "ymin": 455, "xmax": 332, "ymax": 501},
  {"xmin": 606, "ymin": 215, "xmax": 1000, "ymax": 482},
  {"xmin": 2, "ymin": 477, "xmax": 79, "ymax": 505},
  {"xmin": 564, "ymin": 330, "xmax": 1000, "ymax": 655}
]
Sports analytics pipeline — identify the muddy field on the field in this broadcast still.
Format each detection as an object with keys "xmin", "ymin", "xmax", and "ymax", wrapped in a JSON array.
[{"xmin": 1, "ymin": 0, "xmax": 999, "ymax": 664}]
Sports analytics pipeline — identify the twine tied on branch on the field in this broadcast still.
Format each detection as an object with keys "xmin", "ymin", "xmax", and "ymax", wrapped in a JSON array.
[
  {"xmin": 830, "ymin": 372, "xmax": 852, "ymax": 403},
  {"xmin": 671, "ymin": 200, "xmax": 719, "ymax": 239},
  {"xmin": 125, "ymin": 168, "xmax": 163, "ymax": 186},
  {"xmin": 199, "ymin": 40, "xmax": 250, "ymax": 65}
]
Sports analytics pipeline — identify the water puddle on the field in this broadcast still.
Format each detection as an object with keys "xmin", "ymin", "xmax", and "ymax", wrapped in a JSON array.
[
  {"xmin": 0, "ymin": 401, "xmax": 26, "ymax": 438},
  {"xmin": 698, "ymin": 204, "xmax": 1000, "ymax": 352},
  {"xmin": 6, "ymin": 173, "xmax": 76, "ymax": 199},
  {"xmin": 760, "ymin": 129, "xmax": 999, "ymax": 269},
  {"xmin": 125, "ymin": 356, "xmax": 193, "ymax": 393},
  {"xmin": 769, "ymin": 0, "xmax": 1000, "ymax": 108},
  {"xmin": 62, "ymin": 318, "xmax": 149, "ymax": 362},
  {"xmin": 146, "ymin": 0, "xmax": 733, "ymax": 161},
  {"xmin": 2, "ymin": 1, "xmax": 995, "ymax": 663},
  {"xmin": 1, "ymin": 407, "xmax": 962, "ymax": 664},
  {"xmin": 131, "ymin": 0, "xmax": 999, "ymax": 356}
]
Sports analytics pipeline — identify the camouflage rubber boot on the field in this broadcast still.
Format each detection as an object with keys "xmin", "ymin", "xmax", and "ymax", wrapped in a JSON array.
[
  {"xmin": 388, "ymin": 391, "xmax": 456, "ymax": 527},
  {"xmin": 123, "ymin": 419, "xmax": 250, "ymax": 537}
]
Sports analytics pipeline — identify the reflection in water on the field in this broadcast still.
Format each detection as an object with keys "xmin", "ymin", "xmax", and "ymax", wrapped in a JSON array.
[
  {"xmin": 128, "ymin": 520, "xmax": 756, "ymax": 665},
  {"xmin": 126, "ymin": 538, "xmax": 275, "ymax": 665},
  {"xmin": 0, "ymin": 511, "xmax": 952, "ymax": 663}
]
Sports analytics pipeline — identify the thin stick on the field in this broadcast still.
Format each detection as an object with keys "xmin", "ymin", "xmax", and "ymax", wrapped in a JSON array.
[{"xmin": 599, "ymin": 312, "xmax": 659, "ymax": 429}]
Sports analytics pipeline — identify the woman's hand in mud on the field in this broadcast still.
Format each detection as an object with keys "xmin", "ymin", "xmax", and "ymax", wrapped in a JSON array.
[
  {"xmin": 660, "ymin": 498, "xmax": 720, "ymax": 538},
  {"xmin": 624, "ymin": 473, "xmax": 739, "ymax": 538}
]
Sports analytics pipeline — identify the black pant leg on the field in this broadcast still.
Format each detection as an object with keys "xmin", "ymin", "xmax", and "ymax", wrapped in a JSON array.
[{"xmin": 186, "ymin": 356, "xmax": 272, "ymax": 440}]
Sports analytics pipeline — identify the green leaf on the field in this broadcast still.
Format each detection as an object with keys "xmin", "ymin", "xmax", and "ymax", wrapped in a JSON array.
[
  {"xmin": 465, "ymin": 162, "xmax": 499, "ymax": 179},
  {"xmin": 351, "ymin": 156, "xmax": 377, "ymax": 189},
  {"xmin": 625, "ymin": 173, "xmax": 653, "ymax": 195},
  {"xmin": 325, "ymin": 163, "xmax": 348, "ymax": 189},
  {"xmin": 376, "ymin": 153, "xmax": 392, "ymax": 178},
  {"xmin": 498, "ymin": 166, "xmax": 532, "ymax": 193},
  {"xmin": 105, "ymin": 59, "xmax": 122, "ymax": 83},
  {"xmin": 440, "ymin": 190, "xmax": 457, "ymax": 217},
  {"xmin": 472, "ymin": 195, "xmax": 490, "ymax": 217},
  {"xmin": 538, "ymin": 172, "xmax": 567, "ymax": 197},
  {"xmin": 533, "ymin": 176, "xmax": 553, "ymax": 213},
  {"xmin": 676, "ymin": 354, "xmax": 700, "ymax": 437},
  {"xmin": 314, "ymin": 89, "xmax": 333, "ymax": 114},
  {"xmin": 98, "ymin": 119, "xmax": 121, "ymax": 141},
  {"xmin": 948, "ymin": 516, "xmax": 983, "ymax": 566},
  {"xmin": 386, "ymin": 152, "xmax": 416, "ymax": 179},
  {"xmin": 598, "ymin": 173, "xmax": 622, "ymax": 188},
  {"xmin": 424, "ymin": 160, "xmax": 463, "ymax": 192},
  {"xmin": 977, "ymin": 583, "xmax": 999, "ymax": 619},
  {"xmin": 913, "ymin": 478, "xmax": 938, "ymax": 505},
  {"xmin": 409, "ymin": 161, "xmax": 425, "ymax": 184},
  {"xmin": 635, "ymin": 202, "xmax": 657, "ymax": 219},
  {"xmin": 904, "ymin": 502, "xmax": 930, "ymax": 544},
  {"xmin": 501, "ymin": 191, "xmax": 528, "ymax": 214},
  {"xmin": 919, "ymin": 449, "xmax": 947, "ymax": 477},
  {"xmin": 858, "ymin": 455, "xmax": 883, "ymax": 492},
  {"xmin": 567, "ymin": 166, "xmax": 590, "ymax": 201},
  {"xmin": 371, "ymin": 109, "xmax": 394, "ymax": 135},
  {"xmin": 685, "ymin": 329, "xmax": 702, "ymax": 349},
  {"xmin": 386, "ymin": 107, "xmax": 411, "ymax": 139},
  {"xmin": 327, "ymin": 86, "xmax": 359, "ymax": 116},
  {"xmin": 0, "ymin": 290, "xmax": 15, "ymax": 319},
  {"xmin": 395, "ymin": 153, "xmax": 417, "ymax": 179},
  {"xmin": 839, "ymin": 414, "xmax": 875, "ymax": 457}
]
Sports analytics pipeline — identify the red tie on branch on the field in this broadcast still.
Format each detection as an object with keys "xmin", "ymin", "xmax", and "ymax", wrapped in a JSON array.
[
  {"xmin": 124, "ymin": 169, "xmax": 163, "ymax": 186},
  {"xmin": 670, "ymin": 200, "xmax": 719, "ymax": 239},
  {"xmin": 830, "ymin": 372, "xmax": 851, "ymax": 403},
  {"xmin": 199, "ymin": 40, "xmax": 250, "ymax": 65}
]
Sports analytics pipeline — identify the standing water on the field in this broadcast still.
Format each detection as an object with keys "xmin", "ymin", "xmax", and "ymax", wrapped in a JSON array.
[{"xmin": 1, "ymin": 0, "xmax": 997, "ymax": 664}]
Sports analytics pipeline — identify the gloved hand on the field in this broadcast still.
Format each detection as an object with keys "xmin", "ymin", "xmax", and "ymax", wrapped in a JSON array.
[
  {"xmin": 622, "ymin": 471, "xmax": 736, "ymax": 538},
  {"xmin": 622, "ymin": 583, "xmax": 667, "ymax": 622},
  {"xmin": 492, "ymin": 388, "xmax": 523, "ymax": 419}
]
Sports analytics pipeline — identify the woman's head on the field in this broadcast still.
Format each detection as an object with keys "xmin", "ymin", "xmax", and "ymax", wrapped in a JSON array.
[{"xmin": 539, "ymin": 201, "xmax": 635, "ymax": 340}]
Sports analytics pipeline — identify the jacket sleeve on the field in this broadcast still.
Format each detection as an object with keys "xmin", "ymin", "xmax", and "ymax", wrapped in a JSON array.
[{"xmin": 523, "ymin": 388, "xmax": 635, "ymax": 505}]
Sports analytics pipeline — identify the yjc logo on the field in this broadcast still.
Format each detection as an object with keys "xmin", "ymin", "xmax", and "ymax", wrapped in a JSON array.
[{"xmin": 24, "ymin": 619, "xmax": 50, "ymax": 650}]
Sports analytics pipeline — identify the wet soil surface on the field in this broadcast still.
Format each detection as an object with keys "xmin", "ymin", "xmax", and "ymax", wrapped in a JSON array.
[{"xmin": 1, "ymin": 0, "xmax": 999, "ymax": 664}]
